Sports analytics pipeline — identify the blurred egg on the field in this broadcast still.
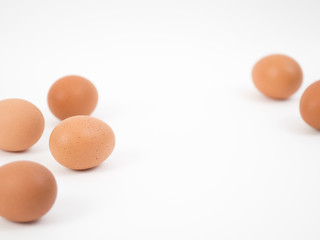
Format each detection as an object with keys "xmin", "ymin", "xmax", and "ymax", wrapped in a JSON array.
[
  {"xmin": 48, "ymin": 75, "xmax": 98, "ymax": 120},
  {"xmin": 300, "ymin": 80, "xmax": 320, "ymax": 129},
  {"xmin": 0, "ymin": 161, "xmax": 57, "ymax": 222},
  {"xmin": 0, "ymin": 99, "xmax": 44, "ymax": 152},
  {"xmin": 252, "ymin": 54, "xmax": 303, "ymax": 99},
  {"xmin": 49, "ymin": 116, "xmax": 115, "ymax": 170}
]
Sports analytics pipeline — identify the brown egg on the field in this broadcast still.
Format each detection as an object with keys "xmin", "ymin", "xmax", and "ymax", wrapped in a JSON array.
[
  {"xmin": 48, "ymin": 75, "xmax": 98, "ymax": 120},
  {"xmin": 0, "ymin": 99, "xmax": 45, "ymax": 152},
  {"xmin": 49, "ymin": 116, "xmax": 115, "ymax": 170},
  {"xmin": 0, "ymin": 161, "xmax": 57, "ymax": 222},
  {"xmin": 252, "ymin": 54, "xmax": 303, "ymax": 99},
  {"xmin": 299, "ymin": 80, "xmax": 320, "ymax": 130}
]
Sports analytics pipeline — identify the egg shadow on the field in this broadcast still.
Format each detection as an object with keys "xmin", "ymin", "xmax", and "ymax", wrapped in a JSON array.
[
  {"xmin": 0, "ymin": 218, "xmax": 40, "ymax": 228},
  {"xmin": 0, "ymin": 192, "xmax": 90, "ymax": 231},
  {"xmin": 0, "ymin": 143, "xmax": 52, "ymax": 164},
  {"xmin": 40, "ymin": 194, "xmax": 90, "ymax": 226},
  {"xmin": 235, "ymin": 87, "xmax": 299, "ymax": 104},
  {"xmin": 52, "ymin": 162, "xmax": 105, "ymax": 177},
  {"xmin": 281, "ymin": 115, "xmax": 320, "ymax": 136},
  {"xmin": 0, "ymin": 148, "xmax": 32, "ymax": 164},
  {"xmin": 93, "ymin": 102, "xmax": 129, "ymax": 122},
  {"xmin": 52, "ymin": 145, "xmax": 141, "ymax": 177},
  {"xmin": 45, "ymin": 116, "xmax": 60, "ymax": 129},
  {"xmin": 0, "ymin": 212, "xmax": 48, "ymax": 231},
  {"xmin": 2, "ymin": 148, "xmax": 30, "ymax": 154}
]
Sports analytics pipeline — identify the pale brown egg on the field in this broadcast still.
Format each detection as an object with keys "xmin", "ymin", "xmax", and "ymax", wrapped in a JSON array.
[
  {"xmin": 0, "ymin": 99, "xmax": 45, "ymax": 152},
  {"xmin": 49, "ymin": 116, "xmax": 115, "ymax": 170},
  {"xmin": 252, "ymin": 54, "xmax": 303, "ymax": 99},
  {"xmin": 0, "ymin": 161, "xmax": 57, "ymax": 222},
  {"xmin": 47, "ymin": 75, "xmax": 98, "ymax": 120},
  {"xmin": 300, "ymin": 80, "xmax": 320, "ymax": 130}
]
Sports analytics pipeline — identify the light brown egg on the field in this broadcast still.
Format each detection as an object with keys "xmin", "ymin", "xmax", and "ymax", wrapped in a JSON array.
[
  {"xmin": 300, "ymin": 80, "xmax": 320, "ymax": 130},
  {"xmin": 252, "ymin": 54, "xmax": 303, "ymax": 99},
  {"xmin": 0, "ymin": 99, "xmax": 45, "ymax": 152},
  {"xmin": 0, "ymin": 161, "xmax": 57, "ymax": 223},
  {"xmin": 48, "ymin": 75, "xmax": 98, "ymax": 120},
  {"xmin": 49, "ymin": 116, "xmax": 115, "ymax": 170}
]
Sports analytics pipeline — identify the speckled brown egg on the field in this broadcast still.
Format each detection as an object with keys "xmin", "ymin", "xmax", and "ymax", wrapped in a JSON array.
[
  {"xmin": 49, "ymin": 116, "xmax": 115, "ymax": 170},
  {"xmin": 47, "ymin": 75, "xmax": 98, "ymax": 120},
  {"xmin": 252, "ymin": 54, "xmax": 303, "ymax": 99},
  {"xmin": 0, "ymin": 99, "xmax": 45, "ymax": 152},
  {"xmin": 300, "ymin": 80, "xmax": 320, "ymax": 130},
  {"xmin": 0, "ymin": 161, "xmax": 57, "ymax": 223}
]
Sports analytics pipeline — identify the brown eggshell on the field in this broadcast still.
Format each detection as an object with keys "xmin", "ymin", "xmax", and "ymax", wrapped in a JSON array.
[
  {"xmin": 49, "ymin": 116, "xmax": 115, "ymax": 170},
  {"xmin": 252, "ymin": 54, "xmax": 303, "ymax": 99},
  {"xmin": 300, "ymin": 80, "xmax": 320, "ymax": 130},
  {"xmin": 0, "ymin": 99, "xmax": 45, "ymax": 152},
  {"xmin": 0, "ymin": 161, "xmax": 57, "ymax": 223},
  {"xmin": 48, "ymin": 75, "xmax": 98, "ymax": 120}
]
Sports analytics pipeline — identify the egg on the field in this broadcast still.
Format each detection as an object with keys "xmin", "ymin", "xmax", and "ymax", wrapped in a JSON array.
[
  {"xmin": 252, "ymin": 54, "xmax": 303, "ymax": 99},
  {"xmin": 0, "ymin": 161, "xmax": 57, "ymax": 222},
  {"xmin": 49, "ymin": 116, "xmax": 115, "ymax": 170},
  {"xmin": 0, "ymin": 99, "xmax": 45, "ymax": 152},
  {"xmin": 48, "ymin": 75, "xmax": 98, "ymax": 120},
  {"xmin": 299, "ymin": 80, "xmax": 320, "ymax": 130}
]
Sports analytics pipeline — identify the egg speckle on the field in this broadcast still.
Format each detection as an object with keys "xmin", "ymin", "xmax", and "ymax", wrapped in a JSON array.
[{"xmin": 49, "ymin": 116, "xmax": 115, "ymax": 170}]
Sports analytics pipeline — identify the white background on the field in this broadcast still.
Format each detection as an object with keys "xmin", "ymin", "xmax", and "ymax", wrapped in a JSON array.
[{"xmin": 0, "ymin": 0, "xmax": 320, "ymax": 239}]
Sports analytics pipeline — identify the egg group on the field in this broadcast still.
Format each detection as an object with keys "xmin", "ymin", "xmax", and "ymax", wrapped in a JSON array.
[{"xmin": 0, "ymin": 74, "xmax": 116, "ymax": 223}]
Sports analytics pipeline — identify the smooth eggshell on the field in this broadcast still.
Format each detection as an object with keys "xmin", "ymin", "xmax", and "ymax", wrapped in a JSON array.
[
  {"xmin": 0, "ymin": 161, "xmax": 57, "ymax": 222},
  {"xmin": 49, "ymin": 116, "xmax": 115, "ymax": 170},
  {"xmin": 48, "ymin": 75, "xmax": 98, "ymax": 120},
  {"xmin": 300, "ymin": 80, "xmax": 320, "ymax": 130},
  {"xmin": 252, "ymin": 54, "xmax": 303, "ymax": 99},
  {"xmin": 0, "ymin": 99, "xmax": 45, "ymax": 152}
]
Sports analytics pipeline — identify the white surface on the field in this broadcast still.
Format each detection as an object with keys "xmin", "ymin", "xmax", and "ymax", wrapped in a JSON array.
[{"xmin": 0, "ymin": 0, "xmax": 320, "ymax": 239}]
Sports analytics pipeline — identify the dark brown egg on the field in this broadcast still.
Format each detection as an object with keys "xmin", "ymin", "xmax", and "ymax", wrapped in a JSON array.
[
  {"xmin": 252, "ymin": 54, "xmax": 303, "ymax": 99},
  {"xmin": 300, "ymin": 80, "xmax": 320, "ymax": 130},
  {"xmin": 48, "ymin": 75, "xmax": 98, "ymax": 120},
  {"xmin": 0, "ymin": 161, "xmax": 57, "ymax": 222}
]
